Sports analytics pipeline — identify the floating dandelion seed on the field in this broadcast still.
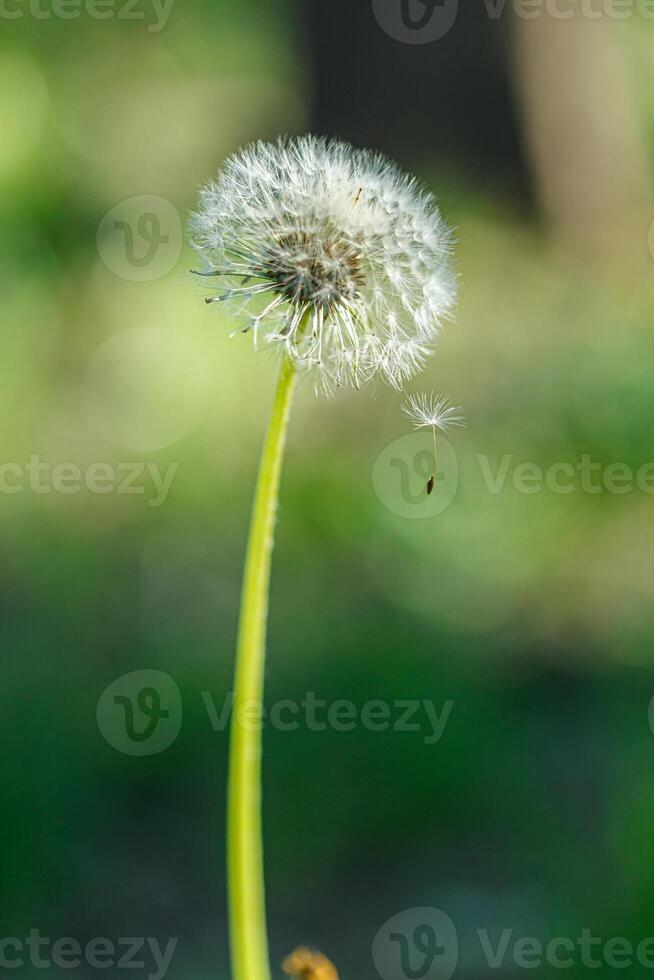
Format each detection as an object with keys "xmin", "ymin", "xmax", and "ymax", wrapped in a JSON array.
[
  {"xmin": 190, "ymin": 135, "xmax": 456, "ymax": 392},
  {"xmin": 402, "ymin": 392, "xmax": 465, "ymax": 494}
]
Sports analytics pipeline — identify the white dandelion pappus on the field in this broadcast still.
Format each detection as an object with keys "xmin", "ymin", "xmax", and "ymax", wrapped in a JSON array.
[
  {"xmin": 189, "ymin": 135, "xmax": 457, "ymax": 392},
  {"xmin": 402, "ymin": 392, "xmax": 464, "ymax": 496},
  {"xmin": 402, "ymin": 392, "xmax": 465, "ymax": 431}
]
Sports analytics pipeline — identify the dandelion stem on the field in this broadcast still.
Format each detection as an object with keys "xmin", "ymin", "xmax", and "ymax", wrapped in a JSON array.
[{"xmin": 227, "ymin": 355, "xmax": 297, "ymax": 980}]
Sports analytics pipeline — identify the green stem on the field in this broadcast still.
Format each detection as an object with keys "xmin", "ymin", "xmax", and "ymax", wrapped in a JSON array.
[{"xmin": 227, "ymin": 355, "xmax": 297, "ymax": 980}]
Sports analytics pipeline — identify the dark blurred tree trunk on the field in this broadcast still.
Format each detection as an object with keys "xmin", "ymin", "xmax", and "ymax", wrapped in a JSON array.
[
  {"xmin": 302, "ymin": 0, "xmax": 532, "ymax": 201},
  {"xmin": 302, "ymin": 0, "xmax": 653, "ymax": 276}
]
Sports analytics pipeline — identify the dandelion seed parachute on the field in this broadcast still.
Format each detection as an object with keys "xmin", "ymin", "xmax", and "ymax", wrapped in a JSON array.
[
  {"xmin": 190, "ymin": 135, "xmax": 457, "ymax": 392},
  {"xmin": 402, "ymin": 391, "xmax": 466, "ymax": 431}
]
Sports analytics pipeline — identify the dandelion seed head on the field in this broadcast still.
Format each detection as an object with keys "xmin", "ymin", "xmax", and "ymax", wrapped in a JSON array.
[
  {"xmin": 190, "ymin": 135, "xmax": 457, "ymax": 392},
  {"xmin": 402, "ymin": 391, "xmax": 466, "ymax": 431}
]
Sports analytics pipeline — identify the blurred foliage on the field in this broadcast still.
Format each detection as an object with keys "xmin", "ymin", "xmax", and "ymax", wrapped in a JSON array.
[{"xmin": 2, "ymin": 2, "xmax": 654, "ymax": 979}]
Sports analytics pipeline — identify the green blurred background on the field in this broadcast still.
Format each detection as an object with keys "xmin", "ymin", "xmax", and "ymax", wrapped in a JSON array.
[{"xmin": 2, "ymin": 1, "xmax": 654, "ymax": 977}]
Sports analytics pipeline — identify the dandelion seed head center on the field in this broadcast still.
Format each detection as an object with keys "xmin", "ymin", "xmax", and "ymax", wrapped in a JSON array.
[{"xmin": 267, "ymin": 230, "xmax": 365, "ymax": 308}]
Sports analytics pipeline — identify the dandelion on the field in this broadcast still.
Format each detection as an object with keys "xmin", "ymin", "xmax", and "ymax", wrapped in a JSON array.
[
  {"xmin": 402, "ymin": 392, "xmax": 465, "ymax": 494},
  {"xmin": 190, "ymin": 135, "xmax": 456, "ymax": 392},
  {"xmin": 189, "ymin": 136, "xmax": 458, "ymax": 980}
]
